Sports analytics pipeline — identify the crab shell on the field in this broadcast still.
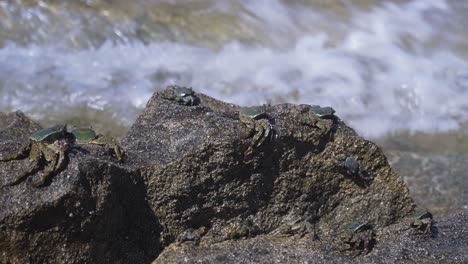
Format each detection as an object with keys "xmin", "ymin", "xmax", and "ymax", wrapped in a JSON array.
[
  {"xmin": 239, "ymin": 105, "xmax": 268, "ymax": 120},
  {"xmin": 71, "ymin": 127, "xmax": 98, "ymax": 143},
  {"xmin": 71, "ymin": 127, "xmax": 124, "ymax": 162},
  {"xmin": 174, "ymin": 86, "xmax": 195, "ymax": 97},
  {"xmin": 309, "ymin": 105, "xmax": 335, "ymax": 118},
  {"xmin": 30, "ymin": 125, "xmax": 67, "ymax": 142},
  {"xmin": 344, "ymin": 157, "xmax": 360, "ymax": 174},
  {"xmin": 338, "ymin": 222, "xmax": 376, "ymax": 256},
  {"xmin": 412, "ymin": 211, "xmax": 433, "ymax": 220}
]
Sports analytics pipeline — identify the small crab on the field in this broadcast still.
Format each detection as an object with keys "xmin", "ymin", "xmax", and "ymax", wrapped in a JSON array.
[
  {"xmin": 176, "ymin": 228, "xmax": 202, "ymax": 245},
  {"xmin": 0, "ymin": 125, "xmax": 73, "ymax": 187},
  {"xmin": 409, "ymin": 211, "xmax": 433, "ymax": 234},
  {"xmin": 341, "ymin": 156, "xmax": 372, "ymax": 186},
  {"xmin": 309, "ymin": 105, "xmax": 335, "ymax": 118},
  {"xmin": 337, "ymin": 222, "xmax": 376, "ymax": 256},
  {"xmin": 224, "ymin": 219, "xmax": 259, "ymax": 240},
  {"xmin": 71, "ymin": 127, "xmax": 124, "ymax": 162},
  {"xmin": 239, "ymin": 105, "xmax": 275, "ymax": 156},
  {"xmin": 344, "ymin": 157, "xmax": 359, "ymax": 175},
  {"xmin": 274, "ymin": 213, "xmax": 314, "ymax": 238},
  {"xmin": 167, "ymin": 85, "xmax": 200, "ymax": 106}
]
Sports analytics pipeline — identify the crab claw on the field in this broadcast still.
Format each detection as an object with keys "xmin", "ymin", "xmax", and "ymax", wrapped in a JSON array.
[{"xmin": 57, "ymin": 138, "xmax": 71, "ymax": 152}]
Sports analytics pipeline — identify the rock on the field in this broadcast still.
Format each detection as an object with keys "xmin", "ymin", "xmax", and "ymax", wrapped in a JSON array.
[
  {"xmin": 154, "ymin": 210, "xmax": 468, "ymax": 263},
  {"xmin": 123, "ymin": 87, "xmax": 415, "ymax": 246},
  {"xmin": 0, "ymin": 112, "xmax": 161, "ymax": 263},
  {"xmin": 0, "ymin": 111, "xmax": 41, "ymax": 156},
  {"xmin": 364, "ymin": 209, "xmax": 468, "ymax": 263},
  {"xmin": 3, "ymin": 88, "xmax": 464, "ymax": 264}
]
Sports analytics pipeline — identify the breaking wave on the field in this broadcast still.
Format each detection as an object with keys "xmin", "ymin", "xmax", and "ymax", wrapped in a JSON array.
[{"xmin": 0, "ymin": 0, "xmax": 467, "ymax": 138}]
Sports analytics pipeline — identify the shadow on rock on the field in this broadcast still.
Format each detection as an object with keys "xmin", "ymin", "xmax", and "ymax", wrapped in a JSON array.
[
  {"xmin": 123, "ymin": 87, "xmax": 415, "ymax": 249},
  {"xmin": 0, "ymin": 112, "xmax": 162, "ymax": 263},
  {"xmin": 2, "ymin": 87, "xmax": 465, "ymax": 264}
]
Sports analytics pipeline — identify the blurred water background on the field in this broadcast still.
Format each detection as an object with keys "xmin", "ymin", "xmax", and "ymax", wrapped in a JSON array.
[{"xmin": 0, "ymin": 0, "xmax": 466, "ymax": 217}]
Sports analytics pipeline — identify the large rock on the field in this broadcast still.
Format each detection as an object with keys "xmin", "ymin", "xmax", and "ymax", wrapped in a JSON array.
[
  {"xmin": 0, "ymin": 112, "xmax": 161, "ymax": 263},
  {"xmin": 123, "ymin": 87, "xmax": 415, "ymax": 245},
  {"xmin": 2, "ymin": 88, "xmax": 464, "ymax": 263}
]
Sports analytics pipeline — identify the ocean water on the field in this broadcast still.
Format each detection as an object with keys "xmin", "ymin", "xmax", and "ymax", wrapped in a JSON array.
[{"xmin": 0, "ymin": 0, "xmax": 466, "ymax": 216}]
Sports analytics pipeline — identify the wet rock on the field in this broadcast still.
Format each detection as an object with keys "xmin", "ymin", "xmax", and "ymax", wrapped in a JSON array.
[
  {"xmin": 0, "ymin": 112, "xmax": 161, "ymax": 263},
  {"xmin": 123, "ymin": 87, "xmax": 415, "ymax": 246}
]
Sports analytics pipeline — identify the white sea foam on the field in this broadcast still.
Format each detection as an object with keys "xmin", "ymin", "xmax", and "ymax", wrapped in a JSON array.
[{"xmin": 0, "ymin": 0, "xmax": 467, "ymax": 138}]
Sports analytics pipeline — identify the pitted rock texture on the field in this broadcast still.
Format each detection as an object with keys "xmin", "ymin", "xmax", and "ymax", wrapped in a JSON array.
[
  {"xmin": 3, "ymin": 88, "xmax": 463, "ymax": 264},
  {"xmin": 154, "ymin": 210, "xmax": 468, "ymax": 264},
  {"xmin": 0, "ymin": 112, "xmax": 161, "ymax": 264},
  {"xmin": 123, "ymin": 87, "xmax": 415, "ymax": 245}
]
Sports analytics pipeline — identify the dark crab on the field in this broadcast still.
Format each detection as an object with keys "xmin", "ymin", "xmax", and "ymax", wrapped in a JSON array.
[
  {"xmin": 167, "ymin": 85, "xmax": 200, "ymax": 106},
  {"xmin": 0, "ymin": 125, "xmax": 73, "ymax": 187},
  {"xmin": 239, "ymin": 105, "xmax": 275, "ymax": 156},
  {"xmin": 71, "ymin": 127, "xmax": 124, "ymax": 162},
  {"xmin": 344, "ymin": 157, "xmax": 360, "ymax": 175},
  {"xmin": 337, "ymin": 222, "xmax": 376, "ymax": 256},
  {"xmin": 409, "ymin": 211, "xmax": 433, "ymax": 234}
]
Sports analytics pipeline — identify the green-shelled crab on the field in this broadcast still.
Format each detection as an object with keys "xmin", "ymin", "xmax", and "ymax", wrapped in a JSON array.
[
  {"xmin": 0, "ymin": 125, "xmax": 124, "ymax": 187},
  {"xmin": 239, "ymin": 105, "xmax": 275, "ymax": 156},
  {"xmin": 0, "ymin": 125, "xmax": 74, "ymax": 187},
  {"xmin": 166, "ymin": 85, "xmax": 200, "ymax": 106},
  {"xmin": 336, "ymin": 222, "xmax": 376, "ymax": 256},
  {"xmin": 309, "ymin": 105, "xmax": 336, "ymax": 119},
  {"xmin": 409, "ymin": 211, "xmax": 434, "ymax": 234},
  {"xmin": 273, "ymin": 213, "xmax": 315, "ymax": 238},
  {"xmin": 71, "ymin": 127, "xmax": 124, "ymax": 162}
]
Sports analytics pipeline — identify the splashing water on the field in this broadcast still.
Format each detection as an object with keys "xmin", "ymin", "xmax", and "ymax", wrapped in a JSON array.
[{"xmin": 0, "ymin": 0, "xmax": 467, "ymax": 138}]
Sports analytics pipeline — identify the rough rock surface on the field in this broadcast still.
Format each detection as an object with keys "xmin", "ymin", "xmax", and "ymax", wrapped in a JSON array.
[
  {"xmin": 123, "ymin": 87, "xmax": 414, "ymax": 245},
  {"xmin": 0, "ymin": 112, "xmax": 161, "ymax": 263},
  {"xmin": 154, "ymin": 210, "xmax": 468, "ymax": 263},
  {"xmin": 1, "ymin": 88, "xmax": 465, "ymax": 264}
]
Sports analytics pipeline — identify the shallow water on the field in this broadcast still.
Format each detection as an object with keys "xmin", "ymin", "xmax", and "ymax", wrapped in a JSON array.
[{"xmin": 0, "ymin": 0, "xmax": 466, "ymax": 216}]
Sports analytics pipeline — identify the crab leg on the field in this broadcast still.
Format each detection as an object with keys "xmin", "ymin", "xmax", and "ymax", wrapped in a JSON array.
[
  {"xmin": 255, "ymin": 119, "xmax": 272, "ymax": 147},
  {"xmin": 34, "ymin": 153, "xmax": 59, "ymax": 187},
  {"xmin": 3, "ymin": 152, "xmax": 43, "ymax": 187},
  {"xmin": 113, "ymin": 144, "xmax": 123, "ymax": 161},
  {"xmin": 3, "ymin": 164, "xmax": 42, "ymax": 187},
  {"xmin": 0, "ymin": 142, "xmax": 32, "ymax": 162}
]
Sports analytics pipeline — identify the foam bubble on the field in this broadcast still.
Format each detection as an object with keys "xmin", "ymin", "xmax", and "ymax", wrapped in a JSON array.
[{"xmin": 0, "ymin": 0, "xmax": 467, "ymax": 138}]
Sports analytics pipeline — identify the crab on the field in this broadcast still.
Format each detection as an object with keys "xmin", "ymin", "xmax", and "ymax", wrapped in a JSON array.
[
  {"xmin": 176, "ymin": 228, "xmax": 202, "ymax": 245},
  {"xmin": 309, "ymin": 105, "xmax": 335, "ymax": 118},
  {"xmin": 71, "ymin": 127, "xmax": 124, "ymax": 162},
  {"xmin": 274, "ymin": 213, "xmax": 315, "ymax": 238},
  {"xmin": 167, "ymin": 85, "xmax": 200, "ymax": 106},
  {"xmin": 344, "ymin": 157, "xmax": 359, "ymax": 175},
  {"xmin": 224, "ymin": 219, "xmax": 260, "ymax": 240},
  {"xmin": 239, "ymin": 105, "xmax": 275, "ymax": 156},
  {"xmin": 337, "ymin": 222, "xmax": 376, "ymax": 256},
  {"xmin": 0, "ymin": 125, "xmax": 73, "ymax": 187},
  {"xmin": 409, "ymin": 211, "xmax": 433, "ymax": 234}
]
